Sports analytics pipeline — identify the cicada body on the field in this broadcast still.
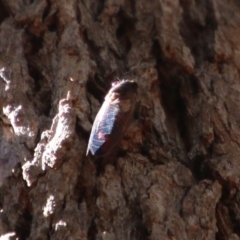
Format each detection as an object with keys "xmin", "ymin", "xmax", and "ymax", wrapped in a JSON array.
[{"xmin": 86, "ymin": 80, "xmax": 138, "ymax": 157}]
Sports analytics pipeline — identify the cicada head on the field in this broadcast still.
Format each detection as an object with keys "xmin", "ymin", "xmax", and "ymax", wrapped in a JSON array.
[{"xmin": 109, "ymin": 80, "xmax": 138, "ymax": 100}]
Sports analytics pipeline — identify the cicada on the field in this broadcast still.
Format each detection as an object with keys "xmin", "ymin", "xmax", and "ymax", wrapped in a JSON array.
[{"xmin": 86, "ymin": 80, "xmax": 138, "ymax": 157}]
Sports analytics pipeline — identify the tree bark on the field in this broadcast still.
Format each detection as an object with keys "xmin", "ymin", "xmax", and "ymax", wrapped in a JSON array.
[{"xmin": 0, "ymin": 0, "xmax": 240, "ymax": 239}]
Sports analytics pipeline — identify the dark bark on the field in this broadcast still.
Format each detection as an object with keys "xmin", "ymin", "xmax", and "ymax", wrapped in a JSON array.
[{"xmin": 0, "ymin": 0, "xmax": 240, "ymax": 239}]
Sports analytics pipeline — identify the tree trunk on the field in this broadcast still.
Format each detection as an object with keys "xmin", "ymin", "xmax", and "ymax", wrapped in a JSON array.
[{"xmin": 0, "ymin": 0, "xmax": 240, "ymax": 239}]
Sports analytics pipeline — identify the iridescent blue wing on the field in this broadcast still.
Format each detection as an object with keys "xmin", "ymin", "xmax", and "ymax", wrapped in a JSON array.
[{"xmin": 86, "ymin": 101, "xmax": 120, "ymax": 156}]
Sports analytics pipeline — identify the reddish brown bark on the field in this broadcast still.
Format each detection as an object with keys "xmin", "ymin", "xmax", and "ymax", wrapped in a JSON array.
[{"xmin": 0, "ymin": 0, "xmax": 240, "ymax": 239}]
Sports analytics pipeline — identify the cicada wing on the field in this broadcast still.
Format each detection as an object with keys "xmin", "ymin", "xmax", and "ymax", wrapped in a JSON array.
[{"xmin": 87, "ymin": 101, "xmax": 120, "ymax": 156}]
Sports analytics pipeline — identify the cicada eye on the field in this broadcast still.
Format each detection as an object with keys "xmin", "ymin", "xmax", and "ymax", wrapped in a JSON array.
[
  {"xmin": 111, "ymin": 78, "xmax": 125, "ymax": 87},
  {"xmin": 111, "ymin": 81, "xmax": 118, "ymax": 87}
]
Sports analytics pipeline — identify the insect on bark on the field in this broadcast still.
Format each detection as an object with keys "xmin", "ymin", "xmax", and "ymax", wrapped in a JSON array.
[{"xmin": 86, "ymin": 80, "xmax": 138, "ymax": 157}]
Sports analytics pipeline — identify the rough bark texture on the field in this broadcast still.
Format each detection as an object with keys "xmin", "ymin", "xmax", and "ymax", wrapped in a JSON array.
[{"xmin": 0, "ymin": 0, "xmax": 240, "ymax": 239}]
